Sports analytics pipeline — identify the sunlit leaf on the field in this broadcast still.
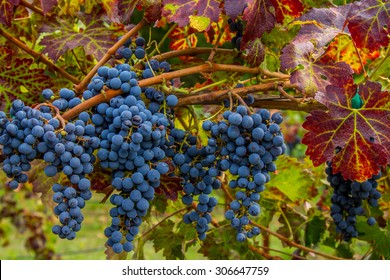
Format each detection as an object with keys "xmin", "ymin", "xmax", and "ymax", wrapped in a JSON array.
[
  {"xmin": 302, "ymin": 81, "xmax": 390, "ymax": 182},
  {"xmin": 162, "ymin": 0, "xmax": 220, "ymax": 30}
]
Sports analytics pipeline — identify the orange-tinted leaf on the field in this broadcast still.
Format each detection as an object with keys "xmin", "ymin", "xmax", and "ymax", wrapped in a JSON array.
[
  {"xmin": 321, "ymin": 34, "xmax": 380, "ymax": 74},
  {"xmin": 302, "ymin": 81, "xmax": 390, "ymax": 182},
  {"xmin": 347, "ymin": 0, "xmax": 390, "ymax": 52},
  {"xmin": 169, "ymin": 26, "xmax": 198, "ymax": 52},
  {"xmin": 162, "ymin": 0, "xmax": 221, "ymax": 31},
  {"xmin": 203, "ymin": 16, "xmax": 233, "ymax": 46},
  {"xmin": 270, "ymin": 0, "xmax": 304, "ymax": 24}
]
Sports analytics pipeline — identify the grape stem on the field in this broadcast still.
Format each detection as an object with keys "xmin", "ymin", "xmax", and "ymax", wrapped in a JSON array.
[
  {"xmin": 63, "ymin": 62, "xmax": 272, "ymax": 120},
  {"xmin": 20, "ymin": 0, "xmax": 47, "ymax": 17},
  {"xmin": 74, "ymin": 18, "xmax": 148, "ymax": 93},
  {"xmin": 0, "ymin": 28, "xmax": 80, "ymax": 84},
  {"xmin": 219, "ymin": 181, "xmax": 345, "ymax": 260},
  {"xmin": 277, "ymin": 85, "xmax": 301, "ymax": 103},
  {"xmin": 34, "ymin": 103, "xmax": 66, "ymax": 128}
]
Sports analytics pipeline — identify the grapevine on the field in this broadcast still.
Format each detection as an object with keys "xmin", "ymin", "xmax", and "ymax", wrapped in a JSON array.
[{"xmin": 0, "ymin": 0, "xmax": 389, "ymax": 260}]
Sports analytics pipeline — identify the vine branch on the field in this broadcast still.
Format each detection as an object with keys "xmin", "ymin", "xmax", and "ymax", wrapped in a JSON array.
[
  {"xmin": 0, "ymin": 28, "xmax": 81, "ymax": 84},
  {"xmin": 74, "ymin": 19, "xmax": 148, "ymax": 93}
]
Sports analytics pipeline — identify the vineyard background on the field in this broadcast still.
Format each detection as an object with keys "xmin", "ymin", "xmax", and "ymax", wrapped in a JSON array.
[{"xmin": 0, "ymin": 0, "xmax": 389, "ymax": 260}]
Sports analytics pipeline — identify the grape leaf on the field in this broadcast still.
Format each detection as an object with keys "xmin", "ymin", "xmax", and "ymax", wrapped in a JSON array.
[
  {"xmin": 305, "ymin": 215, "xmax": 326, "ymax": 247},
  {"xmin": 245, "ymin": 38, "xmax": 265, "ymax": 66},
  {"xmin": 355, "ymin": 219, "xmax": 390, "ymax": 259},
  {"xmin": 162, "ymin": 0, "xmax": 220, "ymax": 30},
  {"xmin": 204, "ymin": 16, "xmax": 233, "ymax": 46},
  {"xmin": 267, "ymin": 155, "xmax": 314, "ymax": 202},
  {"xmin": 281, "ymin": 41, "xmax": 354, "ymax": 94},
  {"xmin": 290, "ymin": 5, "xmax": 351, "ymax": 52},
  {"xmin": 224, "ymin": 0, "xmax": 252, "ymax": 19},
  {"xmin": 0, "ymin": 0, "xmax": 20, "ymax": 27},
  {"xmin": 39, "ymin": 0, "xmax": 57, "ymax": 14},
  {"xmin": 302, "ymin": 81, "xmax": 390, "ymax": 182},
  {"xmin": 155, "ymin": 173, "xmax": 183, "ymax": 201},
  {"xmin": 168, "ymin": 26, "xmax": 198, "ymax": 52},
  {"xmin": 347, "ymin": 0, "xmax": 390, "ymax": 52},
  {"xmin": 270, "ymin": 0, "xmax": 304, "ymax": 24},
  {"xmin": 118, "ymin": 0, "xmax": 138, "ymax": 23},
  {"xmin": 150, "ymin": 220, "xmax": 194, "ymax": 259},
  {"xmin": 320, "ymin": 34, "xmax": 380, "ymax": 74},
  {"xmin": 242, "ymin": 0, "xmax": 275, "ymax": 48},
  {"xmin": 39, "ymin": 14, "xmax": 117, "ymax": 61},
  {"xmin": 0, "ymin": 48, "xmax": 52, "ymax": 110}
]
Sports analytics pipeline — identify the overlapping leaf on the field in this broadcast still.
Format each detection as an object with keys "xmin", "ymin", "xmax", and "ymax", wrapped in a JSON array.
[
  {"xmin": 347, "ymin": 0, "xmax": 390, "ymax": 52},
  {"xmin": 242, "ymin": 0, "xmax": 275, "ymax": 48},
  {"xmin": 224, "ymin": 0, "xmax": 252, "ymax": 19},
  {"xmin": 118, "ymin": 0, "xmax": 138, "ymax": 23},
  {"xmin": 302, "ymin": 81, "xmax": 390, "ymax": 182},
  {"xmin": 0, "ymin": 0, "xmax": 19, "ymax": 26},
  {"xmin": 168, "ymin": 26, "xmax": 198, "ymax": 52},
  {"xmin": 244, "ymin": 38, "xmax": 265, "ymax": 66},
  {"xmin": 281, "ymin": 41, "xmax": 354, "ymax": 94},
  {"xmin": 0, "ymin": 47, "xmax": 52, "ymax": 110},
  {"xmin": 39, "ymin": 0, "xmax": 57, "ymax": 14},
  {"xmin": 320, "ymin": 34, "xmax": 380, "ymax": 74},
  {"xmin": 162, "ymin": 0, "xmax": 220, "ymax": 31},
  {"xmin": 39, "ymin": 14, "xmax": 117, "ymax": 61},
  {"xmin": 270, "ymin": 0, "xmax": 304, "ymax": 23}
]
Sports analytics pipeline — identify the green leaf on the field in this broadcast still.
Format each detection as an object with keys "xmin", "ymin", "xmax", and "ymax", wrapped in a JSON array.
[
  {"xmin": 267, "ymin": 155, "xmax": 314, "ymax": 202},
  {"xmin": 305, "ymin": 215, "xmax": 326, "ymax": 247},
  {"xmin": 356, "ymin": 219, "xmax": 390, "ymax": 259},
  {"xmin": 150, "ymin": 220, "xmax": 196, "ymax": 259}
]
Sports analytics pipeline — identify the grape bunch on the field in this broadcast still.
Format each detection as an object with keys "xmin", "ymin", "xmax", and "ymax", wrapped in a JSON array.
[
  {"xmin": 326, "ymin": 162, "xmax": 382, "ymax": 241},
  {"xmin": 0, "ymin": 33, "xmax": 289, "ymax": 254},
  {"xmin": 228, "ymin": 18, "xmax": 244, "ymax": 50},
  {"xmin": 163, "ymin": 128, "xmax": 221, "ymax": 240},
  {"xmin": 203, "ymin": 106, "xmax": 285, "ymax": 241}
]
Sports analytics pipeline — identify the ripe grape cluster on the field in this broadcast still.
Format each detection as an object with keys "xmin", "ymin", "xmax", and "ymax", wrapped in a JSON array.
[
  {"xmin": 0, "ymin": 97, "xmax": 98, "ymax": 238},
  {"xmin": 203, "ymin": 106, "xmax": 285, "ymax": 241},
  {"xmin": 165, "ymin": 128, "xmax": 221, "ymax": 240},
  {"xmin": 228, "ymin": 18, "xmax": 244, "ymax": 50},
  {"xmin": 326, "ymin": 162, "xmax": 382, "ymax": 241},
  {"xmin": 0, "ymin": 34, "xmax": 288, "ymax": 254}
]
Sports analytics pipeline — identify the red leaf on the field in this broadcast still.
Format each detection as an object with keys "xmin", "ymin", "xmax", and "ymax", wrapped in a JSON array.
[
  {"xmin": 245, "ymin": 38, "xmax": 265, "ymax": 66},
  {"xmin": 242, "ymin": 0, "xmax": 275, "ymax": 48},
  {"xmin": 347, "ymin": 0, "xmax": 390, "ymax": 52},
  {"xmin": 0, "ymin": 0, "xmax": 20, "ymax": 27},
  {"xmin": 270, "ymin": 0, "xmax": 304, "ymax": 23},
  {"xmin": 162, "ymin": 0, "xmax": 221, "ymax": 30},
  {"xmin": 302, "ymin": 81, "xmax": 390, "ymax": 182}
]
